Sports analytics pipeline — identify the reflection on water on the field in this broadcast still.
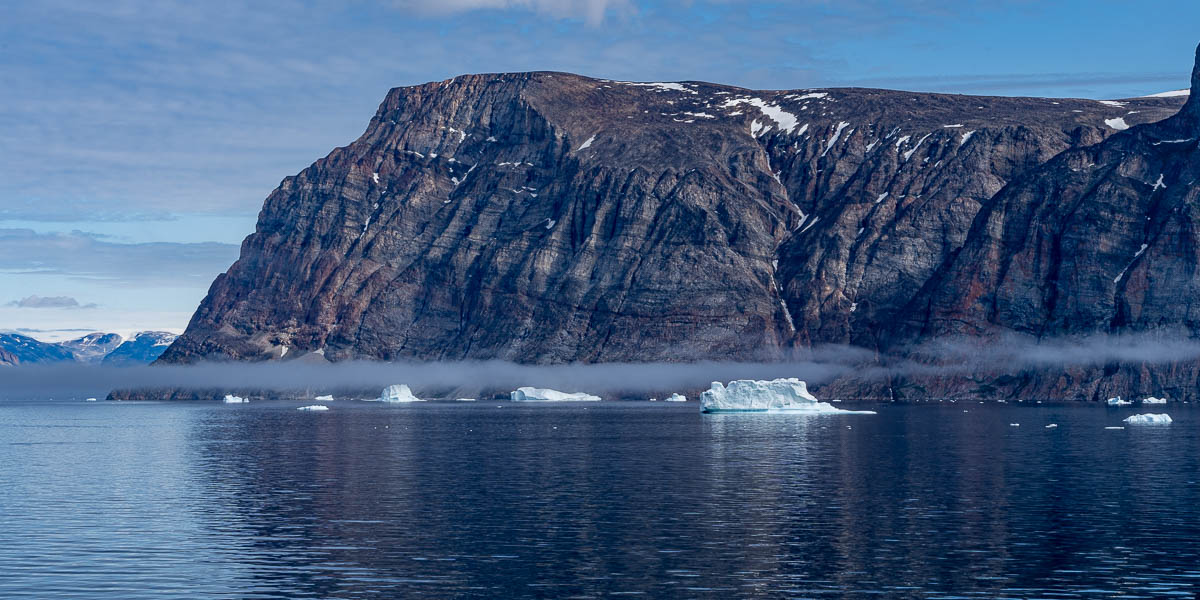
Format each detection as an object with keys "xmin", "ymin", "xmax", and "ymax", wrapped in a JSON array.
[{"xmin": 1, "ymin": 401, "xmax": 1198, "ymax": 598}]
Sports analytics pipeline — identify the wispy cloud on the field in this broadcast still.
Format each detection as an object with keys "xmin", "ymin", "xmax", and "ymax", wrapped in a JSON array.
[
  {"xmin": 7, "ymin": 295, "xmax": 97, "ymax": 309},
  {"xmin": 0, "ymin": 229, "xmax": 238, "ymax": 287}
]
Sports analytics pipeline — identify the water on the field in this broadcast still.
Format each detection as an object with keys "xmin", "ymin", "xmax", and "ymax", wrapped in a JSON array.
[{"xmin": 2, "ymin": 400, "xmax": 1198, "ymax": 599}]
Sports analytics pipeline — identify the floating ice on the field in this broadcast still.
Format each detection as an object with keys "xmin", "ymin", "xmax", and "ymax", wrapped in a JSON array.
[
  {"xmin": 455, "ymin": 398, "xmax": 477, "ymax": 402},
  {"xmin": 85, "ymin": 397, "xmax": 97, "ymax": 402},
  {"xmin": 664, "ymin": 393, "xmax": 687, "ymax": 402},
  {"xmin": 1106, "ymin": 396, "xmax": 1132, "ymax": 406},
  {"xmin": 1009, "ymin": 423, "xmax": 1020, "ymax": 427},
  {"xmin": 510, "ymin": 387, "xmax": 601, "ymax": 402},
  {"xmin": 314, "ymin": 395, "xmax": 334, "ymax": 402},
  {"xmin": 1142, "ymin": 396, "xmax": 1167, "ymax": 405},
  {"xmin": 223, "ymin": 394, "xmax": 248, "ymax": 404},
  {"xmin": 297, "ymin": 405, "xmax": 329, "ymax": 411},
  {"xmin": 1105, "ymin": 426, "xmax": 1125, "ymax": 430},
  {"xmin": 699, "ymin": 378, "xmax": 875, "ymax": 414},
  {"xmin": 1045, "ymin": 424, "xmax": 1058, "ymax": 429},
  {"xmin": 379, "ymin": 384, "xmax": 425, "ymax": 403},
  {"xmin": 1124, "ymin": 413, "xmax": 1172, "ymax": 425}
]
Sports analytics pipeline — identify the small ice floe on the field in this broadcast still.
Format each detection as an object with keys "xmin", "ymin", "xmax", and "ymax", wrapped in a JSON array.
[
  {"xmin": 699, "ymin": 378, "xmax": 875, "ymax": 414},
  {"xmin": 648, "ymin": 397, "xmax": 658, "ymax": 402},
  {"xmin": 379, "ymin": 384, "xmax": 425, "ymax": 403},
  {"xmin": 1124, "ymin": 413, "xmax": 1173, "ymax": 425},
  {"xmin": 664, "ymin": 393, "xmax": 687, "ymax": 402},
  {"xmin": 1105, "ymin": 426, "xmax": 1126, "ymax": 430},
  {"xmin": 1045, "ymin": 424, "xmax": 1058, "ymax": 429},
  {"xmin": 223, "ymin": 395, "xmax": 248, "ymax": 404},
  {"xmin": 297, "ymin": 405, "xmax": 329, "ymax": 411},
  {"xmin": 1141, "ymin": 396, "xmax": 1167, "ymax": 405},
  {"xmin": 1107, "ymin": 396, "xmax": 1132, "ymax": 406},
  {"xmin": 85, "ymin": 397, "xmax": 97, "ymax": 402},
  {"xmin": 314, "ymin": 395, "xmax": 334, "ymax": 402},
  {"xmin": 455, "ymin": 398, "xmax": 477, "ymax": 402},
  {"xmin": 1009, "ymin": 423, "xmax": 1020, "ymax": 427},
  {"xmin": 510, "ymin": 387, "xmax": 601, "ymax": 402}
]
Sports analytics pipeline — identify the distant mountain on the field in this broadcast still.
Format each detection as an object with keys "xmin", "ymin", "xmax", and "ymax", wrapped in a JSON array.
[
  {"xmin": 0, "ymin": 331, "xmax": 177, "ymax": 366},
  {"xmin": 0, "ymin": 333, "xmax": 76, "ymax": 365},
  {"xmin": 59, "ymin": 333, "xmax": 124, "ymax": 363},
  {"xmin": 102, "ymin": 332, "xmax": 177, "ymax": 365}
]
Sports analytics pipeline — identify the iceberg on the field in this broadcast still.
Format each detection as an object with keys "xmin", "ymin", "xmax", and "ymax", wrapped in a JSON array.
[
  {"xmin": 379, "ymin": 384, "xmax": 425, "ymax": 403},
  {"xmin": 297, "ymin": 405, "xmax": 329, "ymax": 411},
  {"xmin": 314, "ymin": 394, "xmax": 334, "ymax": 402},
  {"xmin": 223, "ymin": 394, "xmax": 248, "ymax": 404},
  {"xmin": 1045, "ymin": 424, "xmax": 1058, "ymax": 429},
  {"xmin": 1106, "ymin": 396, "xmax": 1132, "ymax": 406},
  {"xmin": 1124, "ymin": 413, "xmax": 1172, "ymax": 425},
  {"xmin": 699, "ymin": 378, "xmax": 875, "ymax": 414},
  {"xmin": 510, "ymin": 387, "xmax": 601, "ymax": 402},
  {"xmin": 455, "ymin": 398, "xmax": 477, "ymax": 402},
  {"xmin": 84, "ymin": 397, "xmax": 97, "ymax": 402},
  {"xmin": 1141, "ymin": 396, "xmax": 1167, "ymax": 405},
  {"xmin": 664, "ymin": 393, "xmax": 687, "ymax": 402}
]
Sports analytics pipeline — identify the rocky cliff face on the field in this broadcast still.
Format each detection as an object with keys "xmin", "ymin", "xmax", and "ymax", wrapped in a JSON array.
[{"xmin": 160, "ymin": 46, "xmax": 1199, "ymax": 400}]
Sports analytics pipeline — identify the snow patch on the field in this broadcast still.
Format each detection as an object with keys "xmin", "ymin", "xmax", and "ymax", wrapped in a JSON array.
[
  {"xmin": 875, "ymin": 192, "xmax": 889, "ymax": 204},
  {"xmin": 1152, "ymin": 174, "xmax": 1166, "ymax": 191},
  {"xmin": 699, "ymin": 378, "xmax": 876, "ymax": 414},
  {"xmin": 943, "ymin": 124, "xmax": 964, "ymax": 128},
  {"xmin": 721, "ymin": 97, "xmax": 799, "ymax": 133},
  {"xmin": 1097, "ymin": 100, "xmax": 1127, "ymax": 107},
  {"xmin": 821, "ymin": 121, "xmax": 850, "ymax": 157},
  {"xmin": 959, "ymin": 131, "xmax": 976, "ymax": 147},
  {"xmin": 1104, "ymin": 117, "xmax": 1130, "ymax": 131},
  {"xmin": 902, "ymin": 133, "xmax": 932, "ymax": 161},
  {"xmin": 576, "ymin": 135, "xmax": 597, "ymax": 151},
  {"xmin": 511, "ymin": 387, "xmax": 601, "ymax": 402},
  {"xmin": 620, "ymin": 82, "xmax": 697, "ymax": 94},
  {"xmin": 372, "ymin": 172, "xmax": 379, "ymax": 184},
  {"xmin": 1142, "ymin": 89, "xmax": 1190, "ymax": 98}
]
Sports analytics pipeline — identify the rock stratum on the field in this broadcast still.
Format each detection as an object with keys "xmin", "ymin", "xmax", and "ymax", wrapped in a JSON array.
[{"xmin": 159, "ymin": 44, "xmax": 1200, "ymax": 401}]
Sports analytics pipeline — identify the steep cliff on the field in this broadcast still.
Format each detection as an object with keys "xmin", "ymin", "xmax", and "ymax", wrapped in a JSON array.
[{"xmin": 158, "ymin": 47, "xmax": 1199, "ymax": 400}]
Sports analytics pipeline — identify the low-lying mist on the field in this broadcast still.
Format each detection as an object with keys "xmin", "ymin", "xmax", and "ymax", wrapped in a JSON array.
[{"xmin": 3, "ymin": 330, "xmax": 1199, "ymax": 399}]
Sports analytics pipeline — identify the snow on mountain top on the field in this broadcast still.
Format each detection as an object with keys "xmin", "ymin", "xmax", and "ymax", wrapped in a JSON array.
[{"xmin": 1141, "ymin": 89, "xmax": 1190, "ymax": 98}]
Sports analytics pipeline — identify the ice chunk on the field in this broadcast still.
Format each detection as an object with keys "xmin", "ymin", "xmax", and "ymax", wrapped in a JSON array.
[
  {"xmin": 1124, "ymin": 413, "xmax": 1172, "ymax": 425},
  {"xmin": 379, "ymin": 384, "xmax": 425, "ymax": 403},
  {"xmin": 85, "ymin": 397, "xmax": 97, "ymax": 402},
  {"xmin": 314, "ymin": 394, "xmax": 334, "ymax": 402},
  {"xmin": 1045, "ymin": 424, "xmax": 1058, "ymax": 429},
  {"xmin": 223, "ymin": 394, "xmax": 248, "ymax": 404},
  {"xmin": 455, "ymin": 398, "xmax": 477, "ymax": 402},
  {"xmin": 699, "ymin": 378, "xmax": 875, "ymax": 414},
  {"xmin": 664, "ymin": 393, "xmax": 687, "ymax": 402},
  {"xmin": 297, "ymin": 405, "xmax": 329, "ymax": 411},
  {"xmin": 1106, "ymin": 396, "xmax": 1132, "ymax": 406},
  {"xmin": 1105, "ymin": 426, "xmax": 1125, "ymax": 430},
  {"xmin": 510, "ymin": 387, "xmax": 601, "ymax": 402},
  {"xmin": 1142, "ymin": 396, "xmax": 1167, "ymax": 404},
  {"xmin": 1009, "ymin": 423, "xmax": 1020, "ymax": 427}
]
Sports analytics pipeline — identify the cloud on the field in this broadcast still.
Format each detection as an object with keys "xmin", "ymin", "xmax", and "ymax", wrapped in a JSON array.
[
  {"xmin": 0, "ymin": 229, "xmax": 239, "ymax": 287},
  {"xmin": 392, "ymin": 0, "xmax": 634, "ymax": 23},
  {"xmin": 7, "ymin": 295, "xmax": 97, "ymax": 309}
]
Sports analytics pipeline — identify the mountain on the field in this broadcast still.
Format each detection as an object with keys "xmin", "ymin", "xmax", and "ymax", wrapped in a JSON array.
[
  {"xmin": 101, "ymin": 332, "xmax": 177, "ymax": 365},
  {"xmin": 0, "ymin": 331, "xmax": 176, "ymax": 366},
  {"xmin": 0, "ymin": 333, "xmax": 76, "ymax": 365},
  {"xmin": 59, "ymin": 333, "xmax": 124, "ymax": 363},
  {"xmin": 156, "ymin": 44, "xmax": 1199, "ymax": 400}
]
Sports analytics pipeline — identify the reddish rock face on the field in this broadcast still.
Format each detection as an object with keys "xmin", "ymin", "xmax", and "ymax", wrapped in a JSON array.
[{"xmin": 157, "ymin": 46, "xmax": 1200, "ymax": 401}]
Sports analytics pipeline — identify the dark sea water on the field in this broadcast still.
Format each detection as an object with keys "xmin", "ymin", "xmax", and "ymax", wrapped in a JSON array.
[{"xmin": 2, "ymin": 399, "xmax": 1198, "ymax": 599}]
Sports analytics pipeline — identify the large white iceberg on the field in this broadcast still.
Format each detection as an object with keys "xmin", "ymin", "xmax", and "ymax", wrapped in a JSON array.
[
  {"xmin": 223, "ymin": 394, "xmax": 248, "ymax": 404},
  {"xmin": 314, "ymin": 394, "xmax": 334, "ymax": 402},
  {"xmin": 297, "ymin": 405, "xmax": 329, "ymax": 411},
  {"xmin": 510, "ymin": 387, "xmax": 601, "ymax": 402},
  {"xmin": 699, "ymin": 378, "xmax": 875, "ymax": 414},
  {"xmin": 1141, "ymin": 396, "xmax": 1167, "ymax": 405},
  {"xmin": 1124, "ymin": 413, "xmax": 1172, "ymax": 425},
  {"xmin": 379, "ymin": 384, "xmax": 425, "ymax": 403},
  {"xmin": 1107, "ymin": 396, "xmax": 1132, "ymax": 406}
]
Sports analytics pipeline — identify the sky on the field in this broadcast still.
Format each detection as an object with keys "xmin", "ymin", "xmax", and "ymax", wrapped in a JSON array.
[{"xmin": 3, "ymin": 0, "xmax": 1198, "ymax": 341}]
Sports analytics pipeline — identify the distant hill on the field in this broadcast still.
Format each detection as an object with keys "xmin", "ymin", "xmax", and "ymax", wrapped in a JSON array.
[{"xmin": 102, "ymin": 332, "xmax": 177, "ymax": 365}]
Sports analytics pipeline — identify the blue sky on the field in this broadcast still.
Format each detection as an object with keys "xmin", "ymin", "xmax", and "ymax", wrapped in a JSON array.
[{"xmin": 3, "ymin": 0, "xmax": 1198, "ymax": 340}]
